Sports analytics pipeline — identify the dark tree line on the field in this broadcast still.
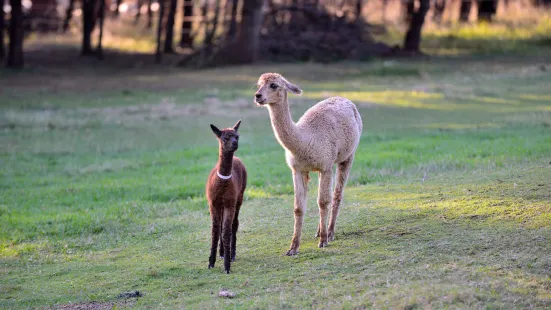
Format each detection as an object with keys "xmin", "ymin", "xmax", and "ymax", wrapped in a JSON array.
[{"xmin": 2, "ymin": 0, "xmax": 548, "ymax": 68}]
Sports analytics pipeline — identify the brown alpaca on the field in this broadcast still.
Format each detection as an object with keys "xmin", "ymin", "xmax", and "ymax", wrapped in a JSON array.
[{"xmin": 206, "ymin": 120, "xmax": 247, "ymax": 274}]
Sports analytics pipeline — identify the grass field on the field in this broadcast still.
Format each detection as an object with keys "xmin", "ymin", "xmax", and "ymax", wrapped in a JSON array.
[{"xmin": 1, "ymin": 50, "xmax": 551, "ymax": 308}]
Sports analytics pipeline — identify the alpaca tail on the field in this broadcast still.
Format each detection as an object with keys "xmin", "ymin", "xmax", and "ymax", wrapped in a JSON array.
[{"xmin": 351, "ymin": 104, "xmax": 363, "ymax": 134}]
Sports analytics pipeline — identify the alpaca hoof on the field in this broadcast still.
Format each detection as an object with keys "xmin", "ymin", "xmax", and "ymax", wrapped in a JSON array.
[
  {"xmin": 285, "ymin": 249, "xmax": 299, "ymax": 256},
  {"xmin": 208, "ymin": 264, "xmax": 214, "ymax": 269},
  {"xmin": 318, "ymin": 241, "xmax": 328, "ymax": 248},
  {"xmin": 231, "ymin": 257, "xmax": 236, "ymax": 262},
  {"xmin": 225, "ymin": 269, "xmax": 230, "ymax": 274},
  {"xmin": 328, "ymin": 232, "xmax": 335, "ymax": 242},
  {"xmin": 314, "ymin": 232, "xmax": 320, "ymax": 238}
]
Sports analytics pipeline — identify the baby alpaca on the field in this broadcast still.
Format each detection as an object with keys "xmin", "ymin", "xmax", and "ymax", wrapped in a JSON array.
[
  {"xmin": 254, "ymin": 73, "xmax": 362, "ymax": 256},
  {"xmin": 206, "ymin": 120, "xmax": 247, "ymax": 273}
]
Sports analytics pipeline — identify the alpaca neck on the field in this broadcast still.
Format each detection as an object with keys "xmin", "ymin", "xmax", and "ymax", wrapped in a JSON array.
[
  {"xmin": 267, "ymin": 93, "xmax": 305, "ymax": 153},
  {"xmin": 217, "ymin": 148, "xmax": 234, "ymax": 177}
]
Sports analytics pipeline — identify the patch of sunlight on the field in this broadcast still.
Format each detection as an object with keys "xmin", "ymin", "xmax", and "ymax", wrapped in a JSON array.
[
  {"xmin": 303, "ymin": 91, "xmax": 453, "ymax": 110},
  {"xmin": 416, "ymin": 123, "xmax": 500, "ymax": 130},
  {"xmin": 422, "ymin": 47, "xmax": 472, "ymax": 56},
  {"xmin": 246, "ymin": 187, "xmax": 274, "ymax": 199},
  {"xmin": 0, "ymin": 242, "xmax": 40, "ymax": 258},
  {"xmin": 472, "ymin": 96, "xmax": 523, "ymax": 105},
  {"xmin": 426, "ymin": 16, "xmax": 551, "ymax": 41},
  {"xmin": 101, "ymin": 36, "xmax": 155, "ymax": 53},
  {"xmin": 517, "ymin": 94, "xmax": 551, "ymax": 101},
  {"xmin": 348, "ymin": 187, "xmax": 429, "ymax": 203}
]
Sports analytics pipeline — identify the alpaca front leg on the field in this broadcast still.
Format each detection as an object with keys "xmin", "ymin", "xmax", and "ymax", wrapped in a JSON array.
[
  {"xmin": 317, "ymin": 169, "xmax": 333, "ymax": 248},
  {"xmin": 328, "ymin": 156, "xmax": 354, "ymax": 241},
  {"xmin": 287, "ymin": 170, "xmax": 308, "ymax": 256},
  {"xmin": 208, "ymin": 210, "xmax": 222, "ymax": 269}
]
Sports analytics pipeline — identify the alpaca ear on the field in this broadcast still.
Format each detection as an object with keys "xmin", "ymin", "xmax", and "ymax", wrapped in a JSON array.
[
  {"xmin": 210, "ymin": 124, "xmax": 222, "ymax": 138},
  {"xmin": 233, "ymin": 120, "xmax": 242, "ymax": 132},
  {"xmin": 284, "ymin": 80, "xmax": 303, "ymax": 96}
]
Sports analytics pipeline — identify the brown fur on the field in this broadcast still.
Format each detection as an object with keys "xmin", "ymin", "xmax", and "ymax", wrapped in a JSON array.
[
  {"xmin": 255, "ymin": 73, "xmax": 362, "ymax": 256},
  {"xmin": 206, "ymin": 120, "xmax": 247, "ymax": 274}
]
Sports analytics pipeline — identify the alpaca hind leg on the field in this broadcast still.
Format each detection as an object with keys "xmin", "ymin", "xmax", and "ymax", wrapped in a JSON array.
[
  {"xmin": 222, "ymin": 208, "xmax": 236, "ymax": 274},
  {"xmin": 287, "ymin": 170, "xmax": 308, "ymax": 256},
  {"xmin": 317, "ymin": 169, "xmax": 333, "ymax": 248},
  {"xmin": 328, "ymin": 155, "xmax": 354, "ymax": 241},
  {"xmin": 208, "ymin": 209, "xmax": 222, "ymax": 269},
  {"xmin": 231, "ymin": 195, "xmax": 243, "ymax": 262}
]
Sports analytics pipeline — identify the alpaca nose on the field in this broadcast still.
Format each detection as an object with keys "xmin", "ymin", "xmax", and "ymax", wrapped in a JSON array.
[{"xmin": 255, "ymin": 93, "xmax": 262, "ymax": 99}]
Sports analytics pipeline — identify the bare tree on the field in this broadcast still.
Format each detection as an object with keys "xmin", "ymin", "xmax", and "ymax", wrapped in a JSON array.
[
  {"xmin": 97, "ymin": 0, "xmax": 106, "ymax": 59},
  {"xmin": 433, "ymin": 0, "xmax": 446, "ymax": 23},
  {"xmin": 477, "ymin": 0, "xmax": 497, "ymax": 21},
  {"xmin": 402, "ymin": 0, "xmax": 415, "ymax": 23},
  {"xmin": 156, "ymin": 0, "xmax": 166, "ymax": 62},
  {"xmin": 134, "ymin": 0, "xmax": 143, "ymax": 23},
  {"xmin": 147, "ymin": 0, "xmax": 153, "ymax": 28},
  {"xmin": 178, "ymin": 0, "xmax": 265, "ymax": 66},
  {"xmin": 7, "ymin": 0, "xmax": 24, "ymax": 67},
  {"xmin": 114, "ymin": 0, "xmax": 122, "ymax": 16},
  {"xmin": 81, "ymin": 0, "xmax": 97, "ymax": 55},
  {"xmin": 354, "ymin": 0, "xmax": 363, "ymax": 21},
  {"xmin": 164, "ymin": 0, "xmax": 178, "ymax": 53},
  {"xmin": 62, "ymin": 0, "xmax": 76, "ymax": 32},
  {"xmin": 226, "ymin": 0, "xmax": 239, "ymax": 38},
  {"xmin": 204, "ymin": 0, "xmax": 221, "ymax": 48},
  {"xmin": 459, "ymin": 0, "xmax": 471, "ymax": 22},
  {"xmin": 179, "ymin": 0, "xmax": 194, "ymax": 47},
  {"xmin": 216, "ymin": 0, "xmax": 264, "ymax": 63},
  {"xmin": 0, "ymin": 1, "xmax": 5, "ymax": 61},
  {"xmin": 403, "ymin": 0, "xmax": 430, "ymax": 52}
]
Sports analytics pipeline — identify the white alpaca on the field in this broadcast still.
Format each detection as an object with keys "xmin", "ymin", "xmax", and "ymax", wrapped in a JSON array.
[{"xmin": 254, "ymin": 73, "xmax": 363, "ymax": 255}]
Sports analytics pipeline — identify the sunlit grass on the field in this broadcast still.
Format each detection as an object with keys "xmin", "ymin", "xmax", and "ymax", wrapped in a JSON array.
[
  {"xmin": 375, "ymin": 12, "xmax": 551, "ymax": 55},
  {"xmin": 1, "ymin": 55, "xmax": 551, "ymax": 308}
]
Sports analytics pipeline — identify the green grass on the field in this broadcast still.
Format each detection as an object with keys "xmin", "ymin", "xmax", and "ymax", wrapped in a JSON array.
[{"xmin": 1, "ymin": 54, "xmax": 551, "ymax": 308}]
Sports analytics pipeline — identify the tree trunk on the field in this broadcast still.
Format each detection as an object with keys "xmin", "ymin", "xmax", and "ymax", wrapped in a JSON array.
[
  {"xmin": 227, "ymin": 0, "xmax": 239, "ymax": 38},
  {"xmin": 114, "ymin": 0, "xmax": 122, "ymax": 16},
  {"xmin": 355, "ymin": 0, "xmax": 363, "ymax": 21},
  {"xmin": 147, "ymin": 0, "xmax": 153, "ymax": 28},
  {"xmin": 477, "ymin": 0, "xmax": 497, "ymax": 22},
  {"xmin": 164, "ymin": 0, "xmax": 177, "ymax": 53},
  {"xmin": 155, "ymin": 0, "xmax": 166, "ymax": 63},
  {"xmin": 134, "ymin": 0, "xmax": 142, "ymax": 23},
  {"xmin": 459, "ymin": 0, "xmax": 471, "ymax": 22},
  {"xmin": 402, "ymin": 0, "xmax": 415, "ymax": 23},
  {"xmin": 81, "ymin": 0, "xmax": 97, "ymax": 55},
  {"xmin": 204, "ymin": 0, "xmax": 221, "ymax": 47},
  {"xmin": 214, "ymin": 0, "xmax": 264, "ymax": 64},
  {"xmin": 433, "ymin": 0, "xmax": 446, "ymax": 23},
  {"xmin": 62, "ymin": 0, "xmax": 76, "ymax": 32},
  {"xmin": 7, "ymin": 0, "xmax": 24, "ymax": 67},
  {"xmin": 179, "ymin": 0, "xmax": 194, "ymax": 48},
  {"xmin": 403, "ymin": 0, "xmax": 430, "ymax": 52},
  {"xmin": 0, "ymin": 2, "xmax": 5, "ymax": 61},
  {"xmin": 96, "ymin": 0, "xmax": 106, "ymax": 59}
]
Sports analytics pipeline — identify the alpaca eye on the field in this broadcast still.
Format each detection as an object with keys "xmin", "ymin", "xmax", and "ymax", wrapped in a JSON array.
[{"xmin": 270, "ymin": 83, "xmax": 278, "ymax": 90}]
